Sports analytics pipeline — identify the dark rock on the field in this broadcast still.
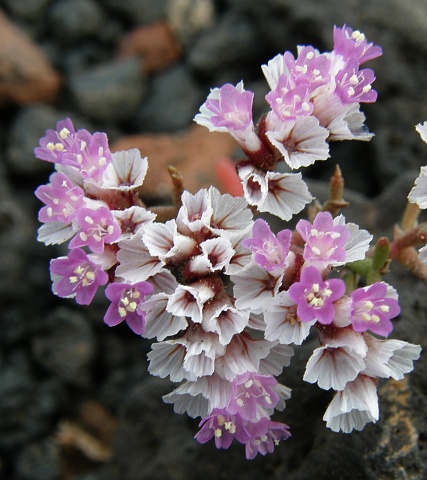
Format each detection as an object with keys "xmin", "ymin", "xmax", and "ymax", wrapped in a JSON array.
[
  {"xmin": 102, "ymin": 0, "xmax": 168, "ymax": 25},
  {"xmin": 48, "ymin": 0, "xmax": 106, "ymax": 46},
  {"xmin": 2, "ymin": 0, "xmax": 51, "ymax": 21},
  {"xmin": 15, "ymin": 438, "xmax": 63, "ymax": 480},
  {"xmin": 31, "ymin": 307, "xmax": 97, "ymax": 387},
  {"xmin": 188, "ymin": 11, "xmax": 263, "ymax": 78},
  {"xmin": 135, "ymin": 64, "xmax": 204, "ymax": 132},
  {"xmin": 69, "ymin": 58, "xmax": 146, "ymax": 123}
]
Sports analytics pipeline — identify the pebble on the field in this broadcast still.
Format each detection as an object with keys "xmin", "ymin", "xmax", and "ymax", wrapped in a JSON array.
[
  {"xmin": 102, "ymin": 0, "xmax": 169, "ymax": 25},
  {"xmin": 111, "ymin": 125, "xmax": 238, "ymax": 197},
  {"xmin": 69, "ymin": 58, "xmax": 146, "ymax": 123},
  {"xmin": 0, "ymin": 11, "xmax": 61, "ymax": 105},
  {"xmin": 135, "ymin": 64, "xmax": 204, "ymax": 132},
  {"xmin": 15, "ymin": 438, "xmax": 63, "ymax": 480},
  {"xmin": 48, "ymin": 0, "xmax": 106, "ymax": 46},
  {"xmin": 118, "ymin": 22, "xmax": 182, "ymax": 73}
]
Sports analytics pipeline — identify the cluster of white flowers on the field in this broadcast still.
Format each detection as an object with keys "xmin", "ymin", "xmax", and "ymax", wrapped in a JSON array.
[{"xmin": 34, "ymin": 25, "xmax": 423, "ymax": 459}]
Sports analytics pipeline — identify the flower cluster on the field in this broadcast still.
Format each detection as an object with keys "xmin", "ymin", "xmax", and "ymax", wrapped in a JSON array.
[
  {"xmin": 195, "ymin": 25, "xmax": 382, "ymax": 220},
  {"xmin": 34, "ymin": 25, "xmax": 422, "ymax": 460}
]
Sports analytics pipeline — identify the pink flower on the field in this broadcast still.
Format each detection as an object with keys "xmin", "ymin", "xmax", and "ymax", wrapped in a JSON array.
[
  {"xmin": 244, "ymin": 418, "xmax": 291, "ymax": 460},
  {"xmin": 227, "ymin": 373, "xmax": 279, "ymax": 420},
  {"xmin": 104, "ymin": 281, "xmax": 154, "ymax": 334},
  {"xmin": 288, "ymin": 266, "xmax": 346, "ymax": 324},
  {"xmin": 34, "ymin": 118, "xmax": 76, "ymax": 163},
  {"xmin": 35, "ymin": 172, "xmax": 84, "ymax": 224},
  {"xmin": 350, "ymin": 282, "xmax": 400, "ymax": 336},
  {"xmin": 335, "ymin": 61, "xmax": 377, "ymax": 104},
  {"xmin": 50, "ymin": 248, "xmax": 108, "ymax": 305},
  {"xmin": 194, "ymin": 82, "xmax": 262, "ymax": 153},
  {"xmin": 266, "ymin": 78, "xmax": 313, "ymax": 120},
  {"xmin": 296, "ymin": 211, "xmax": 350, "ymax": 267},
  {"xmin": 34, "ymin": 117, "xmax": 112, "ymax": 181},
  {"xmin": 69, "ymin": 206, "xmax": 121, "ymax": 254},
  {"xmin": 195, "ymin": 409, "xmax": 248, "ymax": 450},
  {"xmin": 242, "ymin": 218, "xmax": 292, "ymax": 272},
  {"xmin": 333, "ymin": 25, "xmax": 383, "ymax": 65}
]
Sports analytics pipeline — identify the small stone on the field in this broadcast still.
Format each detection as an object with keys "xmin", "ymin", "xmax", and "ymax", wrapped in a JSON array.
[
  {"xmin": 111, "ymin": 125, "xmax": 238, "ymax": 198},
  {"xmin": 187, "ymin": 10, "xmax": 261, "ymax": 76},
  {"xmin": 135, "ymin": 65, "xmax": 204, "ymax": 132},
  {"xmin": 118, "ymin": 22, "xmax": 182, "ymax": 73},
  {"xmin": 31, "ymin": 307, "xmax": 97, "ymax": 387},
  {"xmin": 0, "ymin": 11, "xmax": 61, "ymax": 105},
  {"xmin": 48, "ymin": 0, "xmax": 106, "ymax": 46},
  {"xmin": 2, "ymin": 0, "xmax": 51, "ymax": 21},
  {"xmin": 103, "ymin": 0, "xmax": 168, "ymax": 25},
  {"xmin": 15, "ymin": 438, "xmax": 63, "ymax": 480},
  {"xmin": 69, "ymin": 58, "xmax": 146, "ymax": 123},
  {"xmin": 167, "ymin": 0, "xmax": 216, "ymax": 46}
]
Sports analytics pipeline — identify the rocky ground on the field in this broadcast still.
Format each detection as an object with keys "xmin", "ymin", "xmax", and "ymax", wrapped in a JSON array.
[{"xmin": 1, "ymin": 0, "xmax": 427, "ymax": 479}]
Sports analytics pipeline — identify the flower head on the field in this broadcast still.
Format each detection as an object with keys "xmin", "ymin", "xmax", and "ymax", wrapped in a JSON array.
[
  {"xmin": 35, "ymin": 172, "xmax": 84, "ymax": 224},
  {"xmin": 297, "ymin": 211, "xmax": 350, "ymax": 267},
  {"xmin": 50, "ymin": 248, "xmax": 108, "ymax": 305},
  {"xmin": 242, "ymin": 219, "xmax": 292, "ymax": 272},
  {"xmin": 69, "ymin": 206, "xmax": 121, "ymax": 253},
  {"xmin": 333, "ymin": 25, "xmax": 383, "ymax": 65},
  {"xmin": 104, "ymin": 281, "xmax": 154, "ymax": 334},
  {"xmin": 350, "ymin": 282, "xmax": 400, "ymax": 336},
  {"xmin": 288, "ymin": 266, "xmax": 346, "ymax": 324}
]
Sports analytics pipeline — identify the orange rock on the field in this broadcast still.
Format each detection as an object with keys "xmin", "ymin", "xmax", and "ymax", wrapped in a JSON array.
[
  {"xmin": 118, "ymin": 21, "xmax": 182, "ymax": 73},
  {"xmin": 0, "ymin": 11, "xmax": 61, "ymax": 105},
  {"xmin": 111, "ymin": 125, "xmax": 238, "ymax": 198}
]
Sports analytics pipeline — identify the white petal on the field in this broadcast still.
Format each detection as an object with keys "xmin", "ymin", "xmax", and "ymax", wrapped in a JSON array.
[
  {"xmin": 408, "ymin": 165, "xmax": 427, "ymax": 209},
  {"xmin": 323, "ymin": 376, "xmax": 379, "ymax": 433},
  {"xmin": 304, "ymin": 346, "xmax": 366, "ymax": 391},
  {"xmin": 116, "ymin": 236, "xmax": 164, "ymax": 283},
  {"xmin": 261, "ymin": 54, "xmax": 289, "ymax": 90},
  {"xmin": 37, "ymin": 222, "xmax": 76, "ymax": 245},
  {"xmin": 102, "ymin": 149, "xmax": 148, "ymax": 190},
  {"xmin": 148, "ymin": 341, "xmax": 194, "ymax": 382},
  {"xmin": 140, "ymin": 293, "xmax": 188, "ymax": 341},
  {"xmin": 259, "ymin": 343, "xmax": 294, "ymax": 376},
  {"xmin": 208, "ymin": 187, "xmax": 253, "ymax": 237},
  {"xmin": 259, "ymin": 171, "xmax": 313, "ymax": 221},
  {"xmin": 232, "ymin": 262, "xmax": 283, "ymax": 310}
]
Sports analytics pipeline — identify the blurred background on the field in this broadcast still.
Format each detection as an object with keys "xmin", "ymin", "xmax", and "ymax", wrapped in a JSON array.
[{"xmin": 1, "ymin": 1, "xmax": 427, "ymax": 479}]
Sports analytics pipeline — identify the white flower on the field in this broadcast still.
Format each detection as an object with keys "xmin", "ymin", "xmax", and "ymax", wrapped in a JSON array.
[
  {"xmin": 112, "ymin": 206, "xmax": 156, "ymax": 240},
  {"xmin": 264, "ymin": 290, "xmax": 316, "ymax": 345},
  {"xmin": 232, "ymin": 262, "xmax": 283, "ymax": 311},
  {"xmin": 304, "ymin": 327, "xmax": 368, "ymax": 391},
  {"xmin": 265, "ymin": 115, "xmax": 330, "ymax": 169},
  {"xmin": 140, "ymin": 293, "xmax": 188, "ymax": 341},
  {"xmin": 333, "ymin": 214, "xmax": 373, "ymax": 264},
  {"xmin": 363, "ymin": 336, "xmax": 421, "ymax": 380},
  {"xmin": 238, "ymin": 166, "xmax": 313, "ymax": 221},
  {"xmin": 116, "ymin": 235, "xmax": 165, "ymax": 283},
  {"xmin": 101, "ymin": 148, "xmax": 148, "ymax": 190},
  {"xmin": 323, "ymin": 375, "xmax": 379, "ymax": 433}
]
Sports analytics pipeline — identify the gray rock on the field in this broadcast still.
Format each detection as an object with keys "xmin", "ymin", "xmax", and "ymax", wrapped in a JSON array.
[
  {"xmin": 15, "ymin": 438, "xmax": 63, "ymax": 480},
  {"xmin": 136, "ymin": 64, "xmax": 204, "ymax": 132},
  {"xmin": 69, "ymin": 58, "xmax": 146, "ymax": 123},
  {"xmin": 48, "ymin": 0, "xmax": 106, "ymax": 46},
  {"xmin": 102, "ymin": 0, "xmax": 168, "ymax": 25},
  {"xmin": 2, "ymin": 0, "xmax": 51, "ymax": 21},
  {"xmin": 188, "ymin": 11, "xmax": 263, "ymax": 77}
]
